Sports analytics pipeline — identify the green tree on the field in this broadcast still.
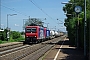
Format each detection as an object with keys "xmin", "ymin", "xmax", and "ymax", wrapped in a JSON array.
[
  {"xmin": 62, "ymin": 0, "xmax": 90, "ymax": 58},
  {"xmin": 10, "ymin": 31, "xmax": 21, "ymax": 39},
  {"xmin": 20, "ymin": 31, "xmax": 25, "ymax": 35},
  {"xmin": 23, "ymin": 18, "xmax": 45, "ymax": 29},
  {"xmin": 63, "ymin": 0, "xmax": 90, "ymax": 46},
  {"xmin": 0, "ymin": 29, "xmax": 7, "ymax": 41}
]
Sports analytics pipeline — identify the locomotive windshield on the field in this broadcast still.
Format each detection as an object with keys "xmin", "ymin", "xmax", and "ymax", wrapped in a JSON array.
[{"xmin": 26, "ymin": 28, "xmax": 37, "ymax": 33}]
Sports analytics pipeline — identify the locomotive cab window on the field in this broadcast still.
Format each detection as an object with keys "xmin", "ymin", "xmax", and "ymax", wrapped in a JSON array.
[
  {"xmin": 26, "ymin": 28, "xmax": 37, "ymax": 33},
  {"xmin": 31, "ymin": 28, "xmax": 37, "ymax": 33}
]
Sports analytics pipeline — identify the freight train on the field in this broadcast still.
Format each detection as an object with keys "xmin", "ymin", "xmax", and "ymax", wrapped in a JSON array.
[{"xmin": 25, "ymin": 26, "xmax": 61, "ymax": 43}]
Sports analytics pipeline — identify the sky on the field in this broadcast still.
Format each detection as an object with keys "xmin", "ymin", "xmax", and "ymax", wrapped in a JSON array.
[{"xmin": 1, "ymin": 0, "xmax": 69, "ymax": 32}]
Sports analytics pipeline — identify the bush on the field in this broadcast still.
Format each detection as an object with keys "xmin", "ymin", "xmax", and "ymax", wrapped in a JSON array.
[
  {"xmin": 9, "ymin": 39, "xmax": 15, "ymax": 42},
  {"xmin": 0, "ymin": 40, "xmax": 2, "ymax": 44},
  {"xmin": 14, "ymin": 37, "xmax": 25, "ymax": 42},
  {"xmin": 0, "ymin": 30, "xmax": 25, "ymax": 44},
  {"xmin": 10, "ymin": 31, "xmax": 21, "ymax": 39}
]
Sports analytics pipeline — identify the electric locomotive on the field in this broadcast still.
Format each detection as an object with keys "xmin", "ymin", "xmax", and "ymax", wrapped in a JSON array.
[{"xmin": 25, "ymin": 26, "xmax": 44, "ymax": 43}]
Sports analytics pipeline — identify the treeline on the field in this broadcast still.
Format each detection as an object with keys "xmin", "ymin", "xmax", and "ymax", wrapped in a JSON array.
[
  {"xmin": 63, "ymin": 0, "xmax": 90, "ymax": 57},
  {"xmin": 0, "ymin": 29, "xmax": 24, "ymax": 44}
]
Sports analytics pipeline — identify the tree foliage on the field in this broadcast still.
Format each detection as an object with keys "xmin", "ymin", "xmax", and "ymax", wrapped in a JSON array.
[
  {"xmin": 63, "ymin": 0, "xmax": 90, "ymax": 49},
  {"xmin": 23, "ymin": 18, "xmax": 45, "ymax": 29},
  {"xmin": 10, "ymin": 31, "xmax": 21, "ymax": 39}
]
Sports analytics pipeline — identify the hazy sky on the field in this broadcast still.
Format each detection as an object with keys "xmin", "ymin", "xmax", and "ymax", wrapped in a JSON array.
[{"xmin": 1, "ymin": 0, "xmax": 69, "ymax": 32}]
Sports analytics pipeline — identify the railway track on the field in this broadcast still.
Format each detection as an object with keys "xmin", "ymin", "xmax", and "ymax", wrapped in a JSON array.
[
  {"xmin": 0, "ymin": 42, "xmax": 23, "ymax": 52},
  {"xmin": 0, "ymin": 36, "xmax": 65, "ymax": 60}
]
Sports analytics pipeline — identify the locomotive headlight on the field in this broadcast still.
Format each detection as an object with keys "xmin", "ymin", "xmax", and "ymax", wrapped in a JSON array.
[
  {"xmin": 35, "ymin": 36, "xmax": 36, "ymax": 37},
  {"xmin": 26, "ymin": 36, "xmax": 28, "ymax": 37}
]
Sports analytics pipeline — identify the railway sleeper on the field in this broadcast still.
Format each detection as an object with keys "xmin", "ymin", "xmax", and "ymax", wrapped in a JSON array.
[
  {"xmin": 0, "ymin": 44, "xmax": 23, "ymax": 52},
  {"xmin": 0, "ymin": 44, "xmax": 45, "ymax": 60}
]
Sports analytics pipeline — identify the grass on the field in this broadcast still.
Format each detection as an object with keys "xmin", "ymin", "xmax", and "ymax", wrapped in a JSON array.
[
  {"xmin": 0, "ymin": 40, "xmax": 11, "ymax": 44},
  {"xmin": 0, "ymin": 37, "xmax": 25, "ymax": 44}
]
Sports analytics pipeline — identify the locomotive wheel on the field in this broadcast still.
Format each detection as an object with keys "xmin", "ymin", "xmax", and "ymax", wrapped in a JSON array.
[{"xmin": 35, "ymin": 40, "xmax": 38, "ymax": 44}]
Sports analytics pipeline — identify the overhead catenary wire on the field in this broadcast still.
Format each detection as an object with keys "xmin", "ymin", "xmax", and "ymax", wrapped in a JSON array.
[
  {"xmin": 29, "ymin": 0, "xmax": 59, "ymax": 26},
  {"xmin": 1, "ymin": 0, "xmax": 56, "ymax": 21},
  {"xmin": 1, "ymin": 4, "xmax": 29, "ymax": 17},
  {"xmin": 29, "ymin": 0, "xmax": 53, "ymax": 19},
  {"xmin": 1, "ymin": 0, "xmax": 60, "ymax": 28}
]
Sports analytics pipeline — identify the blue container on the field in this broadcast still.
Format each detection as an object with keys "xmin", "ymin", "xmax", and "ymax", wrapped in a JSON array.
[{"xmin": 46, "ymin": 29, "xmax": 50, "ymax": 39}]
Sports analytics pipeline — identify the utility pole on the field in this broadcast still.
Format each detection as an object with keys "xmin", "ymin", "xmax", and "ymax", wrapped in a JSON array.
[
  {"xmin": 84, "ymin": 0, "xmax": 87, "ymax": 59},
  {"xmin": 29, "ymin": 16, "xmax": 30, "ymax": 21},
  {"xmin": 77, "ymin": 14, "xmax": 79, "ymax": 48},
  {"xmin": 6, "ymin": 14, "xmax": 17, "ymax": 41},
  {"xmin": 0, "ymin": 0, "xmax": 1, "ymax": 29},
  {"xmin": 23, "ymin": 16, "xmax": 30, "ymax": 30},
  {"xmin": 45, "ymin": 23, "xmax": 49, "ymax": 29}
]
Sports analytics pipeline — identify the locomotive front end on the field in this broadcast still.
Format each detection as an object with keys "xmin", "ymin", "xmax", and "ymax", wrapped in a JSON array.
[{"xmin": 25, "ymin": 26, "xmax": 38, "ymax": 43}]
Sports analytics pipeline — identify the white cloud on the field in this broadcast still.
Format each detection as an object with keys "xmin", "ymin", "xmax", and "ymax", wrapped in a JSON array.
[{"xmin": 15, "ymin": 24, "xmax": 19, "ymax": 26}]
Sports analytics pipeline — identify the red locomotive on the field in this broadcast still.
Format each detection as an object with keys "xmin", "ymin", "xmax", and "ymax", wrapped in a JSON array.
[{"xmin": 25, "ymin": 26, "xmax": 45, "ymax": 43}]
